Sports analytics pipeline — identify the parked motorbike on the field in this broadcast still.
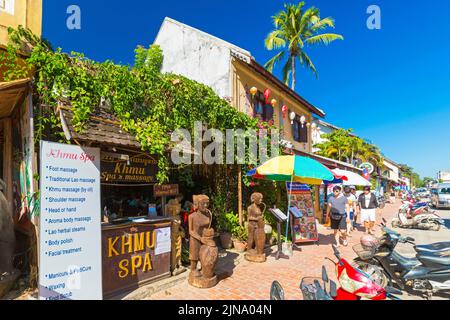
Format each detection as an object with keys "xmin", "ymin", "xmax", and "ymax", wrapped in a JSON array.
[
  {"xmin": 352, "ymin": 219, "xmax": 450, "ymax": 299},
  {"xmin": 326, "ymin": 245, "xmax": 401, "ymax": 300},
  {"xmin": 296, "ymin": 246, "xmax": 401, "ymax": 300},
  {"xmin": 391, "ymin": 202, "xmax": 444, "ymax": 231}
]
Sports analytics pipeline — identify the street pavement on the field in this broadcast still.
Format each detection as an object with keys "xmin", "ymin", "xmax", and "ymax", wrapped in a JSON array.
[{"xmin": 147, "ymin": 199, "xmax": 448, "ymax": 300}]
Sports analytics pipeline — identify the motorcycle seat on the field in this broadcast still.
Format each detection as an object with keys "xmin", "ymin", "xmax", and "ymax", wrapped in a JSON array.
[
  {"xmin": 415, "ymin": 242, "xmax": 450, "ymax": 253},
  {"xmin": 417, "ymin": 253, "xmax": 450, "ymax": 266}
]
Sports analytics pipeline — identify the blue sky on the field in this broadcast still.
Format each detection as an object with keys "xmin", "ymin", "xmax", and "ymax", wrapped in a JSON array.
[{"xmin": 42, "ymin": 0, "xmax": 450, "ymax": 178}]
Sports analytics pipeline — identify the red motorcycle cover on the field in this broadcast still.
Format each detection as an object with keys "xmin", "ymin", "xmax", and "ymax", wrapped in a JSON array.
[{"xmin": 336, "ymin": 258, "xmax": 387, "ymax": 300}]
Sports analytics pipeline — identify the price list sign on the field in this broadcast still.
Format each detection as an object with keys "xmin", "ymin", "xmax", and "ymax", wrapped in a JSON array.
[{"xmin": 39, "ymin": 141, "xmax": 102, "ymax": 300}]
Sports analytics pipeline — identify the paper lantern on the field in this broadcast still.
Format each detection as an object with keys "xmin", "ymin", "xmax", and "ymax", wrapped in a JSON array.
[
  {"xmin": 264, "ymin": 89, "xmax": 271, "ymax": 104},
  {"xmin": 300, "ymin": 115, "xmax": 306, "ymax": 124},
  {"xmin": 311, "ymin": 123, "xmax": 317, "ymax": 130},
  {"xmin": 306, "ymin": 122, "xmax": 311, "ymax": 127},
  {"xmin": 250, "ymin": 86, "xmax": 258, "ymax": 96},
  {"xmin": 281, "ymin": 105, "xmax": 288, "ymax": 118},
  {"xmin": 289, "ymin": 112, "xmax": 296, "ymax": 124},
  {"xmin": 271, "ymin": 99, "xmax": 277, "ymax": 107}
]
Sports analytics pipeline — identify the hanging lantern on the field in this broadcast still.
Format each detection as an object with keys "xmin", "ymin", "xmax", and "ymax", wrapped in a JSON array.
[
  {"xmin": 311, "ymin": 123, "xmax": 317, "ymax": 130},
  {"xmin": 264, "ymin": 89, "xmax": 271, "ymax": 104},
  {"xmin": 250, "ymin": 86, "xmax": 258, "ymax": 96},
  {"xmin": 289, "ymin": 111, "xmax": 296, "ymax": 124},
  {"xmin": 300, "ymin": 115, "xmax": 306, "ymax": 124},
  {"xmin": 282, "ymin": 105, "xmax": 288, "ymax": 118},
  {"xmin": 271, "ymin": 98, "xmax": 277, "ymax": 107},
  {"xmin": 306, "ymin": 122, "xmax": 311, "ymax": 127}
]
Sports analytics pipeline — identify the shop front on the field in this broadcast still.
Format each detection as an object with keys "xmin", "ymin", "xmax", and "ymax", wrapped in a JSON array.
[{"xmin": 58, "ymin": 105, "xmax": 175, "ymax": 297}]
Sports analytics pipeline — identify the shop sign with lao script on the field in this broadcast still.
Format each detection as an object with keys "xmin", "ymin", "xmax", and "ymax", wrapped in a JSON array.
[{"xmin": 101, "ymin": 152, "xmax": 157, "ymax": 184}]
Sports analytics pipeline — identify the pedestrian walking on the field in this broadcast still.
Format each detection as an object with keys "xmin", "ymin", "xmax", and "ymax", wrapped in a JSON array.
[
  {"xmin": 344, "ymin": 186, "xmax": 357, "ymax": 236},
  {"xmin": 327, "ymin": 186, "xmax": 350, "ymax": 247},
  {"xmin": 357, "ymin": 186, "xmax": 379, "ymax": 235},
  {"xmin": 350, "ymin": 186, "xmax": 359, "ymax": 227}
]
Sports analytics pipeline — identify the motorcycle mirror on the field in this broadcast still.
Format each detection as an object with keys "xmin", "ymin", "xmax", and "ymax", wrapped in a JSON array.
[
  {"xmin": 406, "ymin": 237, "xmax": 415, "ymax": 242},
  {"xmin": 329, "ymin": 281, "xmax": 338, "ymax": 298},
  {"xmin": 321, "ymin": 265, "xmax": 329, "ymax": 283},
  {"xmin": 270, "ymin": 281, "xmax": 285, "ymax": 301},
  {"xmin": 385, "ymin": 286, "xmax": 402, "ymax": 296},
  {"xmin": 332, "ymin": 244, "xmax": 341, "ymax": 259}
]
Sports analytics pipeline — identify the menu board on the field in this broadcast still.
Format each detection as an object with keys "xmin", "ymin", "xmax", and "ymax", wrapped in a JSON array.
[
  {"xmin": 39, "ymin": 141, "xmax": 102, "ymax": 300},
  {"xmin": 286, "ymin": 183, "xmax": 318, "ymax": 244}
]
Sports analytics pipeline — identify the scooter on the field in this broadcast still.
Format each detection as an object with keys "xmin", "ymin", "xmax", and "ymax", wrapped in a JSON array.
[
  {"xmin": 391, "ymin": 203, "xmax": 444, "ymax": 231},
  {"xmin": 325, "ymin": 245, "xmax": 401, "ymax": 300},
  {"xmin": 352, "ymin": 219, "xmax": 450, "ymax": 299},
  {"xmin": 271, "ymin": 246, "xmax": 402, "ymax": 301}
]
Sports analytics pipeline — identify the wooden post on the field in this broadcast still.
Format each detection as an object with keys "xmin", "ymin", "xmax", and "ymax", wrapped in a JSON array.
[
  {"xmin": 238, "ymin": 166, "xmax": 243, "ymax": 226},
  {"xmin": 313, "ymin": 186, "xmax": 321, "ymax": 222},
  {"xmin": 2, "ymin": 118, "xmax": 13, "ymax": 215}
]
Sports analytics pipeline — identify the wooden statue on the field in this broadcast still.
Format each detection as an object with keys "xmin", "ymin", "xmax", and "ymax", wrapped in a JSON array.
[
  {"xmin": 165, "ymin": 195, "xmax": 186, "ymax": 276},
  {"xmin": 188, "ymin": 195, "xmax": 218, "ymax": 288},
  {"xmin": 245, "ymin": 192, "xmax": 267, "ymax": 263}
]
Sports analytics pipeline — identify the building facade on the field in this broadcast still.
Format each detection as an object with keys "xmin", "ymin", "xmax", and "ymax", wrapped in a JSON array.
[
  {"xmin": 154, "ymin": 17, "xmax": 325, "ymax": 155},
  {"xmin": 0, "ymin": 0, "xmax": 42, "ymax": 46}
]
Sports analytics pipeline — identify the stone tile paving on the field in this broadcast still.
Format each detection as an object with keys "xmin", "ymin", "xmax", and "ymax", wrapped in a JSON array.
[{"xmin": 147, "ymin": 200, "xmax": 400, "ymax": 300}]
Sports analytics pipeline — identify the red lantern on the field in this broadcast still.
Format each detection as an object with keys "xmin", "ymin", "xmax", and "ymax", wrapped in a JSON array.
[
  {"xmin": 282, "ymin": 105, "xmax": 288, "ymax": 118},
  {"xmin": 264, "ymin": 89, "xmax": 271, "ymax": 104}
]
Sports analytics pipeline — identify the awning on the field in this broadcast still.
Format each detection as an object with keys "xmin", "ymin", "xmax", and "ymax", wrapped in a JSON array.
[
  {"xmin": 291, "ymin": 149, "xmax": 363, "ymax": 174},
  {"xmin": 0, "ymin": 78, "xmax": 31, "ymax": 118},
  {"xmin": 332, "ymin": 168, "xmax": 371, "ymax": 187}
]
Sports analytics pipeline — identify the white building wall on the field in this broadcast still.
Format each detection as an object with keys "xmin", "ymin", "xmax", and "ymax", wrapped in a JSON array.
[
  {"xmin": 438, "ymin": 171, "xmax": 450, "ymax": 182},
  {"xmin": 383, "ymin": 160, "xmax": 400, "ymax": 182},
  {"xmin": 154, "ymin": 17, "xmax": 251, "ymax": 99}
]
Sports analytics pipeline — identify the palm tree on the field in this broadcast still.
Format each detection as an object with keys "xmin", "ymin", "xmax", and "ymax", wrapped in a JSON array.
[{"xmin": 264, "ymin": 2, "xmax": 344, "ymax": 90}]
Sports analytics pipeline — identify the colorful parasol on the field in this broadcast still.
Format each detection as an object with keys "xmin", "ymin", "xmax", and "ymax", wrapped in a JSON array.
[
  {"xmin": 246, "ymin": 155, "xmax": 335, "ymax": 185},
  {"xmin": 246, "ymin": 155, "xmax": 336, "ymax": 248}
]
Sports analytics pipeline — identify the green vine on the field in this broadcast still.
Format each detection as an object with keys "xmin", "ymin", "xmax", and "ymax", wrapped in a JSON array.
[{"xmin": 1, "ymin": 26, "xmax": 278, "ymax": 183}]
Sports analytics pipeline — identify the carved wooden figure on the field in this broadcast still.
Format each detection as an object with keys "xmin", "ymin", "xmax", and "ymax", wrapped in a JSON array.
[
  {"xmin": 165, "ymin": 195, "xmax": 186, "ymax": 275},
  {"xmin": 188, "ymin": 195, "xmax": 218, "ymax": 288},
  {"xmin": 245, "ymin": 192, "xmax": 267, "ymax": 263}
]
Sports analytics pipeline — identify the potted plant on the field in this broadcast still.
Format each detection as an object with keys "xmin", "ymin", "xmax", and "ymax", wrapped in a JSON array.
[
  {"xmin": 231, "ymin": 225, "xmax": 248, "ymax": 253},
  {"xmin": 216, "ymin": 212, "xmax": 234, "ymax": 249}
]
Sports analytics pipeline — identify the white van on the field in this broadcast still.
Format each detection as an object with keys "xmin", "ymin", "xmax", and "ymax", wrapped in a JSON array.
[{"xmin": 431, "ymin": 183, "xmax": 450, "ymax": 209}]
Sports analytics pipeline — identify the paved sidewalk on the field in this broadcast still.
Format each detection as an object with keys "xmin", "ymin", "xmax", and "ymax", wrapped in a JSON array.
[{"xmin": 145, "ymin": 201, "xmax": 400, "ymax": 300}]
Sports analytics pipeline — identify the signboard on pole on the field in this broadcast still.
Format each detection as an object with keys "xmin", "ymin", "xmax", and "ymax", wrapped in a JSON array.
[
  {"xmin": 39, "ymin": 141, "xmax": 102, "ymax": 300},
  {"xmin": 286, "ymin": 183, "xmax": 318, "ymax": 244}
]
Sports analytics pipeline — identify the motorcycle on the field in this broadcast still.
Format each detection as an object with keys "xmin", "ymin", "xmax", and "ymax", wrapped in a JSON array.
[
  {"xmin": 271, "ymin": 246, "xmax": 402, "ymax": 301},
  {"xmin": 325, "ymin": 245, "xmax": 401, "ymax": 300},
  {"xmin": 352, "ymin": 219, "xmax": 450, "ymax": 299},
  {"xmin": 391, "ymin": 202, "xmax": 444, "ymax": 231}
]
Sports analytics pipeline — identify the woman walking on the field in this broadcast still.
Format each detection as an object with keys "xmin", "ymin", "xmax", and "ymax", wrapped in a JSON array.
[
  {"xmin": 357, "ymin": 186, "xmax": 379, "ymax": 235},
  {"xmin": 327, "ymin": 186, "xmax": 350, "ymax": 247}
]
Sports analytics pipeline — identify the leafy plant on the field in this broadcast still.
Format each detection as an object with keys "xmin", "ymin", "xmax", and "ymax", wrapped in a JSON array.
[
  {"xmin": 233, "ymin": 225, "xmax": 248, "ymax": 242},
  {"xmin": 265, "ymin": 2, "xmax": 344, "ymax": 90},
  {"xmin": 2, "ymin": 27, "xmax": 278, "ymax": 184}
]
